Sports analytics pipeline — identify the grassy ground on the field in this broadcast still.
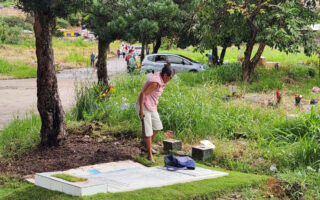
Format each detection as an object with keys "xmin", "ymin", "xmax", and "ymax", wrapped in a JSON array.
[
  {"xmin": 66, "ymin": 64, "xmax": 320, "ymax": 199},
  {"xmin": 0, "ymin": 38, "xmax": 120, "ymax": 79},
  {"xmin": 1, "ymin": 51, "xmax": 320, "ymax": 198},
  {"xmin": 0, "ymin": 163, "xmax": 267, "ymax": 200},
  {"xmin": 51, "ymin": 174, "xmax": 88, "ymax": 182}
]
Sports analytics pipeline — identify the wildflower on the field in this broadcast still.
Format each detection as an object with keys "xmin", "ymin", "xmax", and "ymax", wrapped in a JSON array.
[{"xmin": 110, "ymin": 87, "xmax": 115, "ymax": 93}]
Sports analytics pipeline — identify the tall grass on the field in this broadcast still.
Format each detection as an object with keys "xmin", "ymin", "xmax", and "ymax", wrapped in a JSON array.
[
  {"xmin": 72, "ymin": 64, "xmax": 320, "ymax": 169},
  {"xmin": 65, "ymin": 51, "xmax": 88, "ymax": 64},
  {"xmin": 0, "ymin": 113, "xmax": 41, "ymax": 158},
  {"xmin": 0, "ymin": 58, "xmax": 36, "ymax": 78},
  {"xmin": 53, "ymin": 38, "xmax": 96, "ymax": 48},
  {"xmin": 160, "ymin": 45, "xmax": 318, "ymax": 66}
]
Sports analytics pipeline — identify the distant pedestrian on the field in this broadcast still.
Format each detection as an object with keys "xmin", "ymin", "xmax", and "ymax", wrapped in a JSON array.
[
  {"xmin": 117, "ymin": 49, "xmax": 121, "ymax": 59},
  {"xmin": 205, "ymin": 53, "xmax": 213, "ymax": 65},
  {"xmin": 90, "ymin": 52, "xmax": 95, "ymax": 66},
  {"xmin": 127, "ymin": 50, "xmax": 137, "ymax": 74},
  {"xmin": 122, "ymin": 51, "xmax": 126, "ymax": 58}
]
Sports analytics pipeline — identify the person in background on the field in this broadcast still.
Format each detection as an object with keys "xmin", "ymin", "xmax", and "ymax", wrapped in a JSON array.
[
  {"xmin": 205, "ymin": 53, "xmax": 213, "ymax": 65},
  {"xmin": 90, "ymin": 52, "xmax": 95, "ymax": 67},
  {"xmin": 136, "ymin": 64, "xmax": 175, "ymax": 162},
  {"xmin": 117, "ymin": 49, "xmax": 121, "ymax": 59},
  {"xmin": 126, "ymin": 50, "xmax": 137, "ymax": 73}
]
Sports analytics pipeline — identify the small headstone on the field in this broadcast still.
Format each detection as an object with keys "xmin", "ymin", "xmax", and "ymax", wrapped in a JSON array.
[
  {"xmin": 192, "ymin": 146, "xmax": 213, "ymax": 161},
  {"xmin": 257, "ymin": 56, "xmax": 266, "ymax": 67},
  {"xmin": 228, "ymin": 85, "xmax": 237, "ymax": 94},
  {"xmin": 163, "ymin": 139, "xmax": 182, "ymax": 152},
  {"xmin": 265, "ymin": 62, "xmax": 280, "ymax": 70}
]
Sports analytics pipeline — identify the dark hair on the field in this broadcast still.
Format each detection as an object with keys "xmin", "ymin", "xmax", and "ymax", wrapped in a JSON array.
[{"xmin": 161, "ymin": 63, "xmax": 175, "ymax": 77}]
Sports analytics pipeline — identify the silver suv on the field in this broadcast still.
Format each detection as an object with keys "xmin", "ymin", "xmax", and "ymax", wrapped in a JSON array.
[{"xmin": 141, "ymin": 53, "xmax": 208, "ymax": 73}]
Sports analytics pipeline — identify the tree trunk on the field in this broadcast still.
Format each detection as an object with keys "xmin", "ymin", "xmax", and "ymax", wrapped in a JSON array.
[
  {"xmin": 145, "ymin": 43, "xmax": 149, "ymax": 55},
  {"xmin": 96, "ymin": 39, "xmax": 108, "ymax": 85},
  {"xmin": 152, "ymin": 36, "xmax": 161, "ymax": 54},
  {"xmin": 107, "ymin": 43, "xmax": 111, "ymax": 54},
  {"xmin": 166, "ymin": 42, "xmax": 171, "ymax": 50},
  {"xmin": 212, "ymin": 47, "xmax": 219, "ymax": 65},
  {"xmin": 218, "ymin": 46, "xmax": 227, "ymax": 65},
  {"xmin": 242, "ymin": 19, "xmax": 258, "ymax": 82},
  {"xmin": 242, "ymin": 61, "xmax": 255, "ymax": 83},
  {"xmin": 34, "ymin": 14, "xmax": 65, "ymax": 146},
  {"xmin": 141, "ymin": 40, "xmax": 145, "ymax": 64},
  {"xmin": 242, "ymin": 41, "xmax": 266, "ymax": 83}
]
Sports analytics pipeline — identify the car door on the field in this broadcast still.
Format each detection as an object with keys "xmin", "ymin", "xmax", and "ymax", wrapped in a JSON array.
[
  {"xmin": 166, "ymin": 55, "xmax": 185, "ymax": 72},
  {"xmin": 153, "ymin": 55, "xmax": 167, "ymax": 72}
]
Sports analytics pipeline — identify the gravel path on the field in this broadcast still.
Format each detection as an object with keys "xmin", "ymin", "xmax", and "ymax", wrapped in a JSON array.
[{"xmin": 0, "ymin": 57, "xmax": 127, "ymax": 130}]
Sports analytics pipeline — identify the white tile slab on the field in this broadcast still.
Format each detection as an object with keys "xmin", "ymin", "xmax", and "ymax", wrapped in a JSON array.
[{"xmin": 34, "ymin": 160, "xmax": 228, "ymax": 196}]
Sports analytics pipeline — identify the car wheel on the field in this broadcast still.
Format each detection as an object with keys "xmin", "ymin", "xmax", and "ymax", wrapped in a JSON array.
[{"xmin": 189, "ymin": 69, "xmax": 198, "ymax": 72}]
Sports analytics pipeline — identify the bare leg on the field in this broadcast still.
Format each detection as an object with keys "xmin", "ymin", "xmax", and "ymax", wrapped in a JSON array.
[
  {"xmin": 145, "ymin": 136, "xmax": 154, "ymax": 162},
  {"xmin": 151, "ymin": 130, "xmax": 158, "ymax": 141}
]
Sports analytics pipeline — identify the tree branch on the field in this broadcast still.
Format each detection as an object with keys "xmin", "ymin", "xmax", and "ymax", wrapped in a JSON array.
[{"xmin": 251, "ymin": 41, "xmax": 266, "ymax": 65}]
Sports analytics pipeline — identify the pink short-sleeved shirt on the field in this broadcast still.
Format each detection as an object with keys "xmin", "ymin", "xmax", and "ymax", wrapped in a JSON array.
[{"xmin": 138, "ymin": 72, "xmax": 165, "ymax": 111}]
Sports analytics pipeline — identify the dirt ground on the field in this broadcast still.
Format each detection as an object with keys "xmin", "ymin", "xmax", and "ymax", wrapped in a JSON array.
[{"xmin": 0, "ymin": 133, "xmax": 141, "ymax": 176}]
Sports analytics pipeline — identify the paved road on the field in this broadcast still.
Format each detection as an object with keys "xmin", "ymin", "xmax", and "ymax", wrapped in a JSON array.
[{"xmin": 0, "ymin": 58, "xmax": 127, "ymax": 130}]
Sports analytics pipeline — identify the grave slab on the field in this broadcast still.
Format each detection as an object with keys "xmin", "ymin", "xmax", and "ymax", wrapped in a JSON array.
[
  {"xmin": 192, "ymin": 146, "xmax": 214, "ymax": 161},
  {"xmin": 34, "ymin": 160, "xmax": 228, "ymax": 196},
  {"xmin": 163, "ymin": 139, "xmax": 182, "ymax": 151}
]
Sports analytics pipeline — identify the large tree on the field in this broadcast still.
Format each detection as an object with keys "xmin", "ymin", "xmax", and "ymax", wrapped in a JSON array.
[
  {"xmin": 130, "ymin": 18, "xmax": 158, "ymax": 63},
  {"xmin": 84, "ymin": 0, "xmax": 127, "ymax": 85},
  {"xmin": 128, "ymin": 0, "xmax": 180, "ymax": 54},
  {"xmin": 197, "ymin": 0, "xmax": 247, "ymax": 65},
  {"xmin": 151, "ymin": 0, "xmax": 181, "ymax": 53},
  {"xmin": 228, "ymin": 0, "xmax": 317, "ymax": 82},
  {"xmin": 17, "ymin": 0, "xmax": 90, "ymax": 146},
  {"xmin": 126, "ymin": 0, "xmax": 159, "ymax": 62}
]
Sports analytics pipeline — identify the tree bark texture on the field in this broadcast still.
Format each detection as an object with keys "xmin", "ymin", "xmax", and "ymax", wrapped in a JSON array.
[
  {"xmin": 152, "ymin": 36, "xmax": 162, "ymax": 54},
  {"xmin": 242, "ymin": 18, "xmax": 259, "ymax": 82},
  {"xmin": 145, "ymin": 43, "xmax": 149, "ymax": 55},
  {"xmin": 242, "ymin": 40, "xmax": 266, "ymax": 82},
  {"xmin": 212, "ymin": 47, "xmax": 218, "ymax": 65},
  {"xmin": 97, "ymin": 39, "xmax": 108, "ymax": 85},
  {"xmin": 141, "ymin": 40, "xmax": 145, "ymax": 64},
  {"xmin": 218, "ymin": 46, "xmax": 227, "ymax": 65},
  {"xmin": 34, "ymin": 14, "xmax": 65, "ymax": 146}
]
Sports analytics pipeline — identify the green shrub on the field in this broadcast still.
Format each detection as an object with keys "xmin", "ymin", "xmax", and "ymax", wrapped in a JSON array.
[
  {"xmin": 3, "ymin": 16, "xmax": 33, "ymax": 31},
  {"xmin": 56, "ymin": 18, "xmax": 70, "ymax": 29},
  {"xmin": 72, "ymin": 82, "xmax": 100, "ymax": 121},
  {"xmin": 178, "ymin": 63, "xmax": 242, "ymax": 87},
  {"xmin": 286, "ymin": 65, "xmax": 313, "ymax": 80},
  {"xmin": 213, "ymin": 63, "xmax": 242, "ymax": 83}
]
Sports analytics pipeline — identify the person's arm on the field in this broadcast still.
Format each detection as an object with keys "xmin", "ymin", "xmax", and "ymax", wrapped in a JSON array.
[{"xmin": 138, "ymin": 82, "xmax": 159, "ymax": 119}]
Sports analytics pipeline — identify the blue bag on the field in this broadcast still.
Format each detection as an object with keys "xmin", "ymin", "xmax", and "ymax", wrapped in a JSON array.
[{"xmin": 164, "ymin": 155, "xmax": 196, "ymax": 170}]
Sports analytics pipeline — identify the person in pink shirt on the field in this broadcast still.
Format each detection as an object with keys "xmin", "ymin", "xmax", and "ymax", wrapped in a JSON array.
[{"xmin": 136, "ymin": 64, "xmax": 175, "ymax": 162}]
